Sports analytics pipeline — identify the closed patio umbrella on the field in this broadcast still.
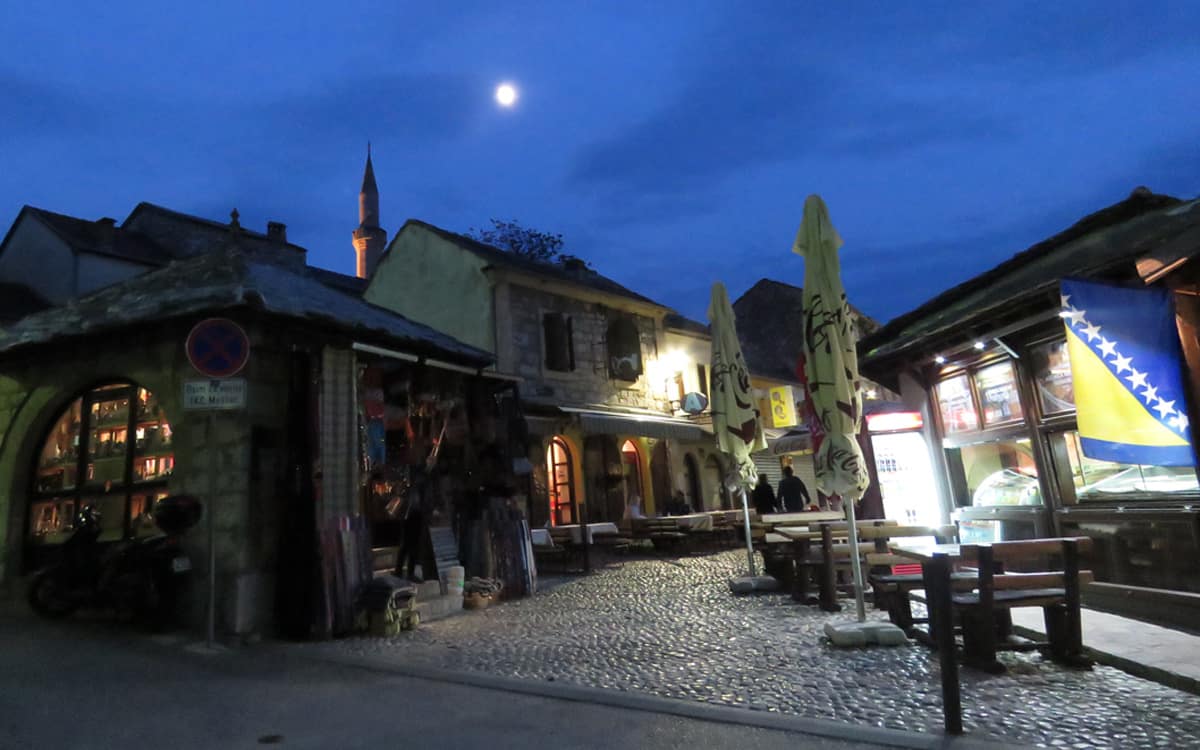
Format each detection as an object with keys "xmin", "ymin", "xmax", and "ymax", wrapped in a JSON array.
[
  {"xmin": 708, "ymin": 282, "xmax": 768, "ymax": 577},
  {"xmin": 794, "ymin": 195, "xmax": 872, "ymax": 622}
]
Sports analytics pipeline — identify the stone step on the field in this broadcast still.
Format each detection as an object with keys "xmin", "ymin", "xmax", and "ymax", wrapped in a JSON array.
[{"xmin": 414, "ymin": 593, "xmax": 464, "ymax": 624}]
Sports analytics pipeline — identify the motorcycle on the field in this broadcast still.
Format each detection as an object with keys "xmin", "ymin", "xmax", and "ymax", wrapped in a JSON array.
[{"xmin": 28, "ymin": 495, "xmax": 203, "ymax": 630}]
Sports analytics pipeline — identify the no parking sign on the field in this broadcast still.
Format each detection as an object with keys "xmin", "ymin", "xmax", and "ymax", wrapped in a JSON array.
[{"xmin": 186, "ymin": 318, "xmax": 250, "ymax": 377}]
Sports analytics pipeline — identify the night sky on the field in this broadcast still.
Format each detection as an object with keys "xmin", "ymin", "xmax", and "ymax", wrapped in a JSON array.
[{"xmin": 3, "ymin": 2, "xmax": 1198, "ymax": 325}]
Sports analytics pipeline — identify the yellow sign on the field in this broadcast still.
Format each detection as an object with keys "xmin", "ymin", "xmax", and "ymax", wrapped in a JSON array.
[{"xmin": 769, "ymin": 385, "xmax": 798, "ymax": 427}]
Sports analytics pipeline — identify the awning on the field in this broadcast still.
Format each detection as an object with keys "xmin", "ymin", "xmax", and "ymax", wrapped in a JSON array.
[
  {"xmin": 768, "ymin": 429, "xmax": 813, "ymax": 456},
  {"xmin": 524, "ymin": 415, "xmax": 566, "ymax": 436},
  {"xmin": 559, "ymin": 407, "xmax": 713, "ymax": 442}
]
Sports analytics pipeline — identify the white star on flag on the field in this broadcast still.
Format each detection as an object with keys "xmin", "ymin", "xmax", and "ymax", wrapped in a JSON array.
[
  {"xmin": 1111, "ymin": 353, "xmax": 1133, "ymax": 374},
  {"xmin": 1081, "ymin": 321, "xmax": 1103, "ymax": 342},
  {"xmin": 1063, "ymin": 307, "xmax": 1086, "ymax": 326},
  {"xmin": 1153, "ymin": 398, "xmax": 1177, "ymax": 419},
  {"xmin": 1126, "ymin": 369, "xmax": 1148, "ymax": 390},
  {"xmin": 1097, "ymin": 337, "xmax": 1118, "ymax": 358},
  {"xmin": 1170, "ymin": 413, "xmax": 1190, "ymax": 431},
  {"xmin": 1141, "ymin": 384, "xmax": 1159, "ymax": 403}
]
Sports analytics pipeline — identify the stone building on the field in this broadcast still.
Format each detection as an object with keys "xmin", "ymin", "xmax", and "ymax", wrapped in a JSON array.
[
  {"xmin": 365, "ymin": 220, "xmax": 726, "ymax": 526},
  {"xmin": 731, "ymin": 278, "xmax": 896, "ymax": 515},
  {"xmin": 0, "ymin": 199, "xmax": 497, "ymax": 638}
]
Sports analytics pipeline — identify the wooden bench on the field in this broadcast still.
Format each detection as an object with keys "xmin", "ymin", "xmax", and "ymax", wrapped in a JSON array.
[
  {"xmin": 954, "ymin": 538, "xmax": 1094, "ymax": 671},
  {"xmin": 642, "ymin": 518, "xmax": 691, "ymax": 554},
  {"xmin": 855, "ymin": 524, "xmax": 960, "ymax": 630}
]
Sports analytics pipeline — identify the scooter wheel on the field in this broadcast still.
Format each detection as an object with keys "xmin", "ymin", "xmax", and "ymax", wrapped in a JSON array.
[{"xmin": 28, "ymin": 569, "xmax": 79, "ymax": 618}]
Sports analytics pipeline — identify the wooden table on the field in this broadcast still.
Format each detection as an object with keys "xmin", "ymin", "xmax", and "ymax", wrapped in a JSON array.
[
  {"xmin": 775, "ymin": 525, "xmax": 841, "ymax": 611},
  {"xmin": 889, "ymin": 541, "xmax": 963, "ymax": 734},
  {"xmin": 760, "ymin": 511, "xmax": 842, "ymax": 530}
]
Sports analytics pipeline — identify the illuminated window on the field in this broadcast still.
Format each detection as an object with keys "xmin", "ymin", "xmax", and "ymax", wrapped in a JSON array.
[
  {"xmin": 546, "ymin": 437, "xmax": 575, "ymax": 525},
  {"xmin": 936, "ymin": 374, "xmax": 978, "ymax": 434},
  {"xmin": 30, "ymin": 383, "xmax": 174, "ymax": 549}
]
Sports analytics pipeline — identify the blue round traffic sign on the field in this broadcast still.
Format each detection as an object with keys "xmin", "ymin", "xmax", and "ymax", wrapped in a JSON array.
[{"xmin": 186, "ymin": 318, "xmax": 250, "ymax": 377}]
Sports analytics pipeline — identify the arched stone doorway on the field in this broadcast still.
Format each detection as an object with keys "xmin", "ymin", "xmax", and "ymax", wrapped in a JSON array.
[
  {"xmin": 620, "ymin": 440, "xmax": 644, "ymax": 517},
  {"xmin": 704, "ymin": 454, "xmax": 731, "ymax": 510},
  {"xmin": 546, "ymin": 436, "xmax": 577, "ymax": 526},
  {"xmin": 683, "ymin": 453, "xmax": 702, "ymax": 512}
]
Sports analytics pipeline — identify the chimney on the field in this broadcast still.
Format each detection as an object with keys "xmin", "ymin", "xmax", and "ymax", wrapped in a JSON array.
[
  {"xmin": 267, "ymin": 221, "xmax": 288, "ymax": 243},
  {"xmin": 95, "ymin": 217, "xmax": 117, "ymax": 246}
]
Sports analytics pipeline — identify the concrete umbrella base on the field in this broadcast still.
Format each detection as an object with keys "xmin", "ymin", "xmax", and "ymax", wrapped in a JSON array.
[
  {"xmin": 728, "ymin": 575, "xmax": 780, "ymax": 594},
  {"xmin": 823, "ymin": 620, "xmax": 908, "ymax": 647}
]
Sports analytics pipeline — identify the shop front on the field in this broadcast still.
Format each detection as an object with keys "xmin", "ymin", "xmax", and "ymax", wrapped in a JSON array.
[
  {"xmin": 860, "ymin": 188, "xmax": 1200, "ymax": 628},
  {"xmin": 0, "ymin": 245, "xmax": 496, "ymax": 639}
]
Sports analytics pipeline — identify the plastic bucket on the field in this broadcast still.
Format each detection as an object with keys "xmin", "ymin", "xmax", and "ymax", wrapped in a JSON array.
[{"xmin": 442, "ymin": 566, "xmax": 465, "ymax": 595}]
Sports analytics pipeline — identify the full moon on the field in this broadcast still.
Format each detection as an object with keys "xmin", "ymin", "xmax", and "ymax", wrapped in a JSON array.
[{"xmin": 495, "ymin": 83, "xmax": 517, "ymax": 107}]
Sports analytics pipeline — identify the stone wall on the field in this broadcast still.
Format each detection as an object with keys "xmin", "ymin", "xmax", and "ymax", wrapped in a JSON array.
[{"xmin": 506, "ymin": 283, "xmax": 670, "ymax": 412}]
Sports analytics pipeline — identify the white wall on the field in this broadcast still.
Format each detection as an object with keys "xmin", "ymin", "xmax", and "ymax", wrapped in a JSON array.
[
  {"xmin": 77, "ymin": 254, "xmax": 151, "ymax": 296},
  {"xmin": 0, "ymin": 216, "xmax": 75, "ymax": 303}
]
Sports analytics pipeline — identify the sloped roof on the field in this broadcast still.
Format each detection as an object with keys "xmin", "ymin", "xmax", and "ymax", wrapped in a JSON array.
[
  {"xmin": 664, "ymin": 312, "xmax": 709, "ymax": 336},
  {"xmin": 123, "ymin": 202, "xmax": 307, "ymax": 260},
  {"xmin": 860, "ymin": 187, "xmax": 1196, "ymax": 365},
  {"xmin": 307, "ymin": 266, "xmax": 369, "ymax": 296},
  {"xmin": 399, "ymin": 219, "xmax": 668, "ymax": 309},
  {"xmin": 732, "ymin": 278, "xmax": 878, "ymax": 383},
  {"xmin": 0, "ymin": 283, "xmax": 50, "ymax": 323},
  {"xmin": 0, "ymin": 242, "xmax": 490, "ymax": 365},
  {"xmin": 5, "ymin": 206, "xmax": 167, "ymax": 265}
]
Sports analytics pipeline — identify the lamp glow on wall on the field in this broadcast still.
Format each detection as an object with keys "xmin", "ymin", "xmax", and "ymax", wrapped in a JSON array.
[{"xmin": 648, "ymin": 349, "xmax": 689, "ymax": 402}]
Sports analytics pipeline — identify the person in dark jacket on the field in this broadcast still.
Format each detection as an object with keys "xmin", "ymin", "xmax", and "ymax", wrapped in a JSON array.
[
  {"xmin": 751, "ymin": 474, "xmax": 778, "ymax": 516},
  {"xmin": 777, "ymin": 465, "xmax": 813, "ymax": 512}
]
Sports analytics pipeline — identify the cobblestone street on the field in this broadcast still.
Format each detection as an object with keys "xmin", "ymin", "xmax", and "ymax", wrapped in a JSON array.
[{"xmin": 303, "ymin": 551, "xmax": 1200, "ymax": 748}]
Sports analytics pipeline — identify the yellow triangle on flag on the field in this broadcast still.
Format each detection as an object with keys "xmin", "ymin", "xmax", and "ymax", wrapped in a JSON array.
[{"xmin": 1066, "ymin": 328, "xmax": 1189, "ymax": 448}]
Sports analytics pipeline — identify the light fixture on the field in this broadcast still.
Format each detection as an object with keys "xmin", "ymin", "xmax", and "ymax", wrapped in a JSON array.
[
  {"xmin": 973, "ymin": 341, "xmax": 986, "ymax": 350},
  {"xmin": 934, "ymin": 355, "xmax": 946, "ymax": 364}
]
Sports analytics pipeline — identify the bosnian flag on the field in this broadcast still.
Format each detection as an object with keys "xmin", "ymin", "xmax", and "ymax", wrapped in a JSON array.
[{"xmin": 1060, "ymin": 278, "xmax": 1194, "ymax": 466}]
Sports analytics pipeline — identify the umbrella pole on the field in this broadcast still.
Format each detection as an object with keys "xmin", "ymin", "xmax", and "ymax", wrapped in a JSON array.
[
  {"xmin": 842, "ymin": 495, "xmax": 866, "ymax": 622},
  {"xmin": 739, "ymin": 487, "xmax": 757, "ymax": 577}
]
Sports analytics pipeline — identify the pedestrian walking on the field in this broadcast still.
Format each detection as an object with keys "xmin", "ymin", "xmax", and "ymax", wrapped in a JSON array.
[
  {"xmin": 777, "ymin": 465, "xmax": 813, "ymax": 512},
  {"xmin": 751, "ymin": 473, "xmax": 778, "ymax": 516}
]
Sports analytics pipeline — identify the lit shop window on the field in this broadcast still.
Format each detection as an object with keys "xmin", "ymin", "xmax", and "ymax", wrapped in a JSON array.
[
  {"xmin": 936, "ymin": 374, "xmax": 978, "ymax": 434},
  {"xmin": 1060, "ymin": 431, "xmax": 1199, "ymax": 501},
  {"xmin": 1030, "ymin": 340, "xmax": 1075, "ymax": 415},
  {"xmin": 30, "ymin": 384, "xmax": 174, "ymax": 546},
  {"xmin": 945, "ymin": 438, "xmax": 1042, "ymax": 507},
  {"xmin": 973, "ymin": 361, "xmax": 1024, "ymax": 426}
]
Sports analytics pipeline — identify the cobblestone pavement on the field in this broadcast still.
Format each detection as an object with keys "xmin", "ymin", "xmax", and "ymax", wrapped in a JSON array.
[{"xmin": 300, "ymin": 551, "xmax": 1200, "ymax": 748}]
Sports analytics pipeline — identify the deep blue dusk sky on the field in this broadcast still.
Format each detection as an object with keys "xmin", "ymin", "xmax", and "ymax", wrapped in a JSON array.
[{"xmin": 2, "ymin": 2, "xmax": 1198, "ymax": 324}]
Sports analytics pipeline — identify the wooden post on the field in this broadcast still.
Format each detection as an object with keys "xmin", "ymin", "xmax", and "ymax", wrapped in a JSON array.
[
  {"xmin": 928, "ymin": 552, "xmax": 962, "ymax": 734},
  {"xmin": 1063, "ymin": 538, "xmax": 1083, "ymax": 662},
  {"xmin": 819, "ymin": 524, "xmax": 841, "ymax": 612}
]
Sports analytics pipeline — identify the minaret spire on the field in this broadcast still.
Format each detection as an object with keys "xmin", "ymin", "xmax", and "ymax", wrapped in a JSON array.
[{"xmin": 353, "ymin": 143, "xmax": 387, "ymax": 279}]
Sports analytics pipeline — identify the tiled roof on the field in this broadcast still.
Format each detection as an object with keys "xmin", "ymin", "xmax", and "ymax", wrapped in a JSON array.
[
  {"xmin": 664, "ymin": 313, "xmax": 709, "ymax": 336},
  {"xmin": 122, "ymin": 202, "xmax": 307, "ymax": 260},
  {"xmin": 308, "ymin": 266, "xmax": 370, "ymax": 296},
  {"xmin": 400, "ymin": 219, "xmax": 669, "ymax": 309},
  {"xmin": 0, "ymin": 242, "xmax": 491, "ymax": 365},
  {"xmin": 860, "ymin": 188, "xmax": 1195, "ymax": 365},
  {"xmin": 14, "ymin": 206, "xmax": 167, "ymax": 265},
  {"xmin": 0, "ymin": 282, "xmax": 50, "ymax": 324}
]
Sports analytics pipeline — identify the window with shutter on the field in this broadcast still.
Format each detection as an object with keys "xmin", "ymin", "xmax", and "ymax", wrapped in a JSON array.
[{"xmin": 543, "ymin": 313, "xmax": 575, "ymax": 372}]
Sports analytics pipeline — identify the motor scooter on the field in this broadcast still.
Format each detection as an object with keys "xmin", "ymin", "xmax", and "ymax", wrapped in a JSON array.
[{"xmin": 28, "ymin": 495, "xmax": 202, "ymax": 630}]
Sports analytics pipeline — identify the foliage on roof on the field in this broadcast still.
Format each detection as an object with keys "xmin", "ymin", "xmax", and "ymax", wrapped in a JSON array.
[{"xmin": 400, "ymin": 219, "xmax": 668, "ymax": 309}]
